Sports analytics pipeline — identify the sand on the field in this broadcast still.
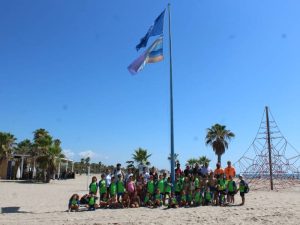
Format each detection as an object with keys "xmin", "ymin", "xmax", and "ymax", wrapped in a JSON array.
[{"xmin": 1, "ymin": 175, "xmax": 300, "ymax": 225}]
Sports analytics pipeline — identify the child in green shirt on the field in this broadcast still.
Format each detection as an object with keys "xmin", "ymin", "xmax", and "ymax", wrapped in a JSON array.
[
  {"xmin": 99, "ymin": 174, "xmax": 107, "ymax": 200},
  {"xmin": 117, "ymin": 174, "xmax": 125, "ymax": 202},
  {"xmin": 168, "ymin": 192, "xmax": 179, "ymax": 208},
  {"xmin": 109, "ymin": 176, "xmax": 117, "ymax": 197},
  {"xmin": 193, "ymin": 188, "xmax": 202, "ymax": 206},
  {"xmin": 89, "ymin": 176, "xmax": 98, "ymax": 195},
  {"xmin": 227, "ymin": 175, "xmax": 237, "ymax": 204},
  {"xmin": 147, "ymin": 176, "xmax": 155, "ymax": 196}
]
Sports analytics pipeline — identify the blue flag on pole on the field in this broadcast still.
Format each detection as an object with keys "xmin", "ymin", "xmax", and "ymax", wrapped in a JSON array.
[
  {"xmin": 128, "ymin": 36, "xmax": 163, "ymax": 75},
  {"xmin": 136, "ymin": 9, "xmax": 165, "ymax": 51}
]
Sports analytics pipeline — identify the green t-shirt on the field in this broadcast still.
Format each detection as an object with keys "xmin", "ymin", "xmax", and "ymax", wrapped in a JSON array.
[
  {"xmin": 205, "ymin": 192, "xmax": 211, "ymax": 201},
  {"xmin": 71, "ymin": 199, "xmax": 78, "ymax": 205},
  {"xmin": 171, "ymin": 197, "xmax": 177, "ymax": 204},
  {"xmin": 89, "ymin": 196, "xmax": 95, "ymax": 205},
  {"xmin": 117, "ymin": 180, "xmax": 125, "ymax": 193},
  {"xmin": 155, "ymin": 194, "xmax": 161, "ymax": 200},
  {"xmin": 175, "ymin": 181, "xmax": 182, "ymax": 192},
  {"xmin": 144, "ymin": 195, "xmax": 150, "ymax": 203},
  {"xmin": 165, "ymin": 182, "xmax": 172, "ymax": 193},
  {"xmin": 239, "ymin": 180, "xmax": 245, "ymax": 192},
  {"xmin": 228, "ymin": 180, "xmax": 236, "ymax": 192},
  {"xmin": 157, "ymin": 179, "xmax": 165, "ymax": 193},
  {"xmin": 218, "ymin": 179, "xmax": 226, "ymax": 191},
  {"xmin": 147, "ymin": 181, "xmax": 155, "ymax": 194},
  {"xmin": 89, "ymin": 182, "xmax": 98, "ymax": 194},
  {"xmin": 99, "ymin": 179, "xmax": 107, "ymax": 194},
  {"xmin": 194, "ymin": 192, "xmax": 202, "ymax": 203},
  {"xmin": 109, "ymin": 182, "xmax": 117, "ymax": 196}
]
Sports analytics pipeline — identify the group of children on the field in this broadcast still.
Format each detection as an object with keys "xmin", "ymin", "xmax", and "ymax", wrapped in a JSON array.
[{"xmin": 68, "ymin": 171, "xmax": 249, "ymax": 211}]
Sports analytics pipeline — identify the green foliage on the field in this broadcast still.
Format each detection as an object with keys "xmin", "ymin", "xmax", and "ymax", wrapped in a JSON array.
[
  {"xmin": 187, "ymin": 158, "xmax": 199, "ymax": 166},
  {"xmin": 186, "ymin": 156, "xmax": 211, "ymax": 166},
  {"xmin": 132, "ymin": 147, "xmax": 152, "ymax": 166},
  {"xmin": 198, "ymin": 156, "xmax": 211, "ymax": 165},
  {"xmin": 0, "ymin": 132, "xmax": 17, "ymax": 160},
  {"xmin": 205, "ymin": 123, "xmax": 235, "ymax": 163},
  {"xmin": 15, "ymin": 139, "xmax": 32, "ymax": 155}
]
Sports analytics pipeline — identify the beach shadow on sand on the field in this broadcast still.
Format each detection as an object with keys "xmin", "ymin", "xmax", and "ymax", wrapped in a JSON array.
[{"xmin": 1, "ymin": 207, "xmax": 32, "ymax": 214}]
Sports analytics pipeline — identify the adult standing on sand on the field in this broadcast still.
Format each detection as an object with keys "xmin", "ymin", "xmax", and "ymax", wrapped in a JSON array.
[
  {"xmin": 105, "ymin": 169, "xmax": 112, "ymax": 194},
  {"xmin": 214, "ymin": 163, "xmax": 224, "ymax": 176},
  {"xmin": 224, "ymin": 161, "xmax": 236, "ymax": 180},
  {"xmin": 114, "ymin": 163, "xmax": 125, "ymax": 182}
]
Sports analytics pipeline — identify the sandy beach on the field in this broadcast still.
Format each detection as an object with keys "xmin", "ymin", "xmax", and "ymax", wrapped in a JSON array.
[{"xmin": 0, "ymin": 175, "xmax": 300, "ymax": 225}]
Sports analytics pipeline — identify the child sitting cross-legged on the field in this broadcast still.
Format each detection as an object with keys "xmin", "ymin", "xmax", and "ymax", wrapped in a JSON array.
[
  {"xmin": 87, "ymin": 193, "xmax": 98, "ymax": 211},
  {"xmin": 203, "ymin": 186, "xmax": 213, "ymax": 206},
  {"xmin": 130, "ymin": 191, "xmax": 141, "ymax": 208},
  {"xmin": 99, "ymin": 193, "xmax": 108, "ymax": 208},
  {"xmin": 168, "ymin": 192, "xmax": 179, "ymax": 208},
  {"xmin": 193, "ymin": 188, "xmax": 203, "ymax": 207},
  {"xmin": 180, "ymin": 190, "xmax": 187, "ymax": 207},
  {"xmin": 68, "ymin": 194, "xmax": 80, "ymax": 212},
  {"xmin": 154, "ymin": 189, "xmax": 163, "ymax": 207},
  {"xmin": 143, "ymin": 192, "xmax": 153, "ymax": 208},
  {"xmin": 121, "ymin": 192, "xmax": 131, "ymax": 208}
]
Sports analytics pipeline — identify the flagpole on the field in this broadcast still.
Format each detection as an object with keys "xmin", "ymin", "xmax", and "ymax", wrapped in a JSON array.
[{"xmin": 168, "ymin": 3, "xmax": 175, "ymax": 188}]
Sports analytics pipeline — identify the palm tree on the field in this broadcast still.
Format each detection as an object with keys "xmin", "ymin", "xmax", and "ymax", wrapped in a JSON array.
[
  {"xmin": 0, "ymin": 132, "xmax": 17, "ymax": 160},
  {"xmin": 187, "ymin": 158, "xmax": 198, "ymax": 166},
  {"xmin": 198, "ymin": 156, "xmax": 211, "ymax": 166},
  {"xmin": 48, "ymin": 139, "xmax": 64, "ymax": 179},
  {"xmin": 205, "ymin": 124, "xmax": 235, "ymax": 164},
  {"xmin": 15, "ymin": 139, "xmax": 32, "ymax": 155},
  {"xmin": 33, "ymin": 128, "xmax": 52, "ymax": 156},
  {"xmin": 168, "ymin": 153, "xmax": 179, "ymax": 166},
  {"xmin": 132, "ymin": 147, "xmax": 152, "ymax": 166},
  {"xmin": 0, "ymin": 132, "xmax": 17, "ymax": 178}
]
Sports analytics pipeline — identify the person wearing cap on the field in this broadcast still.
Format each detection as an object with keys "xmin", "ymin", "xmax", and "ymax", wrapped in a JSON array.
[
  {"xmin": 224, "ymin": 161, "xmax": 236, "ymax": 180},
  {"xmin": 214, "ymin": 163, "xmax": 224, "ymax": 177}
]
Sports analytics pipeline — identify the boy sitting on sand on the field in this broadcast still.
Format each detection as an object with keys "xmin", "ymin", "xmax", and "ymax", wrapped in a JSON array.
[
  {"xmin": 99, "ymin": 193, "xmax": 108, "ymax": 208},
  {"xmin": 130, "ymin": 191, "xmax": 141, "ymax": 208},
  {"xmin": 154, "ymin": 189, "xmax": 163, "ymax": 207},
  {"xmin": 203, "ymin": 186, "xmax": 213, "ymax": 206},
  {"xmin": 180, "ymin": 190, "xmax": 187, "ymax": 207},
  {"xmin": 68, "ymin": 194, "xmax": 80, "ymax": 212},
  {"xmin": 168, "ymin": 192, "xmax": 179, "ymax": 208},
  {"xmin": 193, "ymin": 188, "xmax": 202, "ymax": 206},
  {"xmin": 121, "ymin": 192, "xmax": 131, "ymax": 208},
  {"xmin": 87, "ymin": 193, "xmax": 97, "ymax": 211}
]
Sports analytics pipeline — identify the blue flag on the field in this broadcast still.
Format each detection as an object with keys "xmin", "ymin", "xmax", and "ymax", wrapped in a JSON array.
[
  {"xmin": 129, "ymin": 36, "xmax": 164, "ymax": 75},
  {"xmin": 136, "ymin": 9, "xmax": 165, "ymax": 51}
]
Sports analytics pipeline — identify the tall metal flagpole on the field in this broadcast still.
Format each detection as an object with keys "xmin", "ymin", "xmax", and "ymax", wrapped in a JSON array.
[
  {"xmin": 168, "ymin": 3, "xmax": 175, "ymax": 187},
  {"xmin": 265, "ymin": 106, "xmax": 274, "ymax": 190}
]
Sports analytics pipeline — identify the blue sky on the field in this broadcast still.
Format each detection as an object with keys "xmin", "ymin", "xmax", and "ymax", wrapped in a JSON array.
[{"xmin": 1, "ymin": 0, "xmax": 300, "ymax": 170}]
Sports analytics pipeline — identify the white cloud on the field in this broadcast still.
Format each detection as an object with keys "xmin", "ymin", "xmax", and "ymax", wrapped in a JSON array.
[
  {"xmin": 63, "ymin": 149, "xmax": 75, "ymax": 159},
  {"xmin": 79, "ymin": 150, "xmax": 96, "ymax": 159}
]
